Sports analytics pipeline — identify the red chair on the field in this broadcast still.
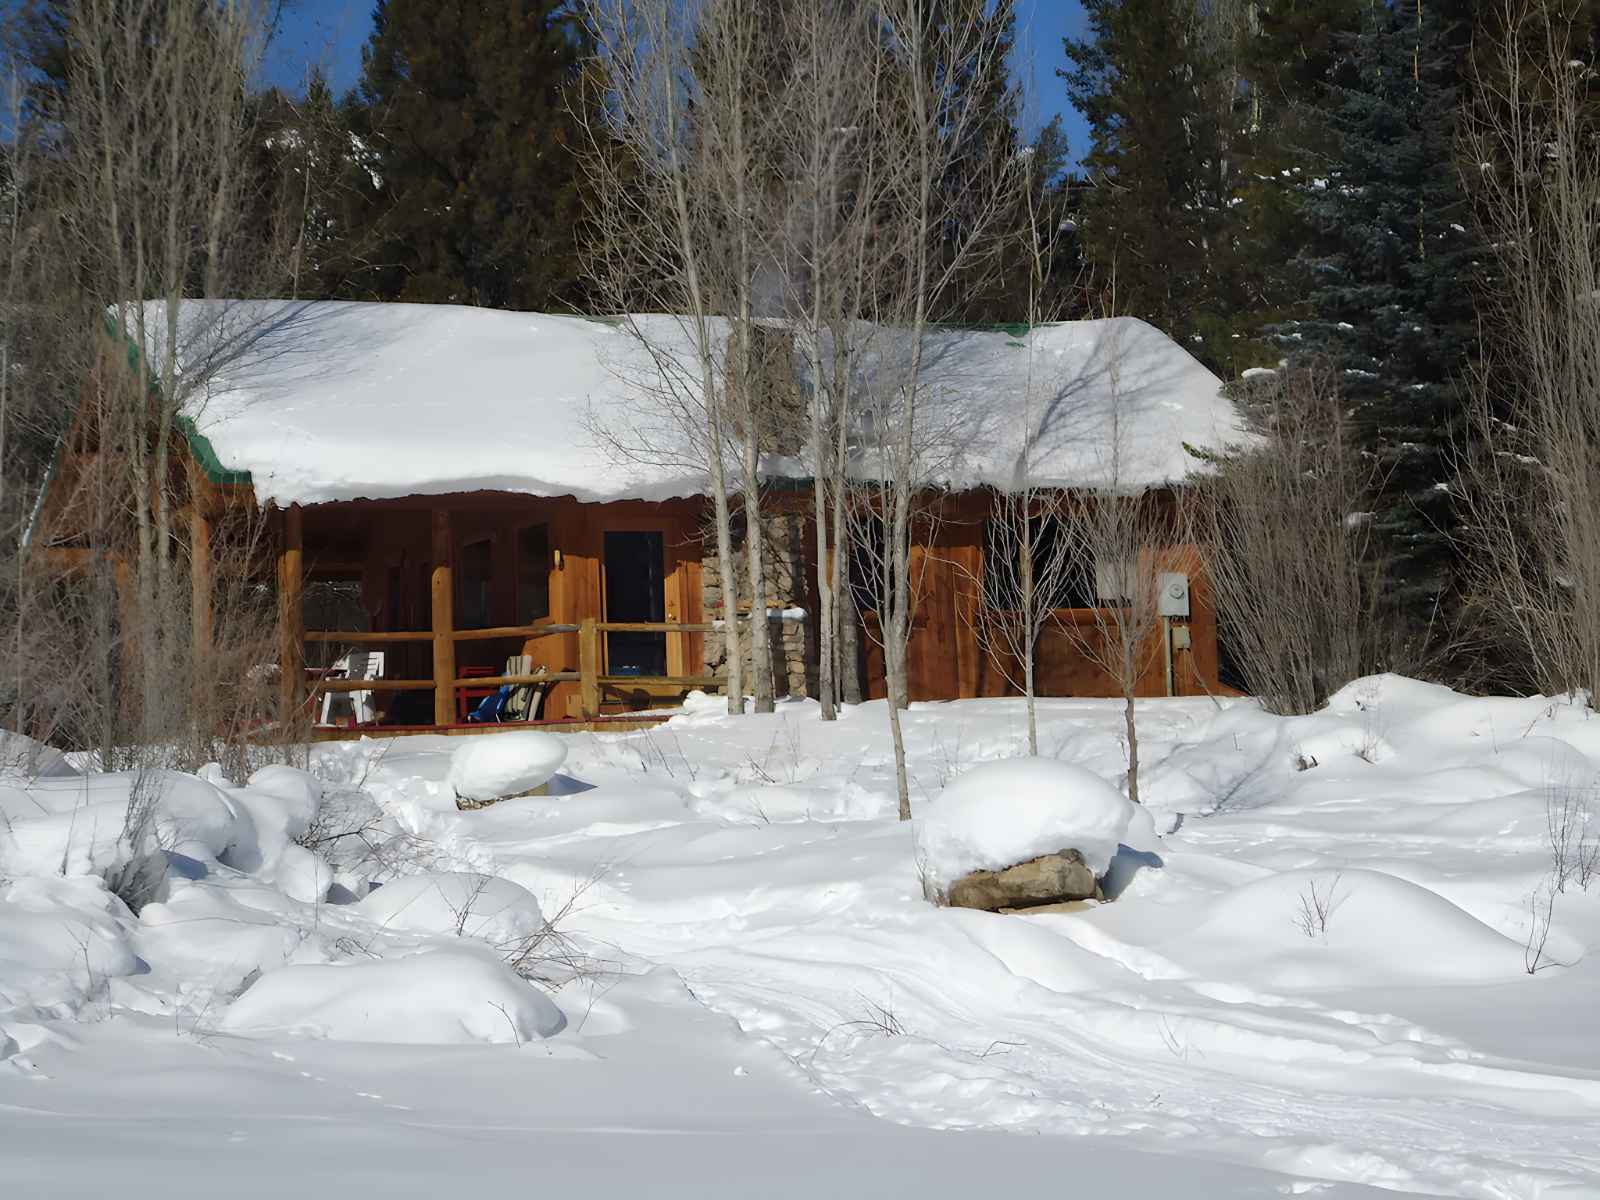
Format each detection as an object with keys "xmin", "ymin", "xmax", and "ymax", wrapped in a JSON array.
[{"xmin": 457, "ymin": 665, "xmax": 498, "ymax": 722}]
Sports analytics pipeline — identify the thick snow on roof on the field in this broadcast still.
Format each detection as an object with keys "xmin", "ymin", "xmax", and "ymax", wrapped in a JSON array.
[
  {"xmin": 149, "ymin": 300, "xmax": 1239, "ymax": 507},
  {"xmin": 870, "ymin": 318, "xmax": 1240, "ymax": 492}
]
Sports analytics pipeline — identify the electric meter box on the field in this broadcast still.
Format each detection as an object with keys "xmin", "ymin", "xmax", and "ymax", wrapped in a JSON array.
[{"xmin": 1158, "ymin": 572, "xmax": 1191, "ymax": 618}]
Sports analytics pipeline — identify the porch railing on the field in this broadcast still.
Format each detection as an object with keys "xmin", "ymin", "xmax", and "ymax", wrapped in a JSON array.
[{"xmin": 302, "ymin": 618, "xmax": 724, "ymax": 723}]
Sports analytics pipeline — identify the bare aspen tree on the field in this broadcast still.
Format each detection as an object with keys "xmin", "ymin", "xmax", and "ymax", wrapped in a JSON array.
[
  {"xmin": 965, "ymin": 161, "xmax": 1081, "ymax": 755},
  {"xmin": 771, "ymin": 0, "xmax": 886, "ymax": 721},
  {"xmin": 853, "ymin": 0, "xmax": 1021, "ymax": 820},
  {"xmin": 1191, "ymin": 363, "xmax": 1389, "ymax": 715},
  {"xmin": 1459, "ymin": 0, "xmax": 1600, "ymax": 699},
  {"xmin": 1063, "ymin": 324, "xmax": 1171, "ymax": 806},
  {"xmin": 699, "ymin": 0, "xmax": 778, "ymax": 714},
  {"xmin": 56, "ymin": 0, "xmax": 274, "ymax": 749},
  {"xmin": 579, "ymin": 0, "xmax": 747, "ymax": 714}
]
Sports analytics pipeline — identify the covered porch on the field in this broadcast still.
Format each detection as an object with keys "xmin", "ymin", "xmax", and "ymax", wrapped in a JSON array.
[{"xmin": 269, "ymin": 491, "xmax": 720, "ymax": 737}]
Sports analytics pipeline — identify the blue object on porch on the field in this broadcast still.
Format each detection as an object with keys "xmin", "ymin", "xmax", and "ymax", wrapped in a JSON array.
[{"xmin": 469, "ymin": 686, "xmax": 513, "ymax": 723}]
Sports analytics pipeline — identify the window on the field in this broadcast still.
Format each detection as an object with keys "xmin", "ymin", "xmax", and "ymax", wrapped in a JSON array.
[
  {"xmin": 983, "ymin": 516, "xmax": 1094, "ymax": 611},
  {"xmin": 459, "ymin": 538, "xmax": 493, "ymax": 629},
  {"xmin": 517, "ymin": 524, "xmax": 550, "ymax": 622}
]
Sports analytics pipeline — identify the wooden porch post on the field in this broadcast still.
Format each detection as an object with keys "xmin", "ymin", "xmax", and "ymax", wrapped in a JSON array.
[
  {"xmin": 277, "ymin": 504, "xmax": 304, "ymax": 723},
  {"xmin": 578, "ymin": 617, "xmax": 600, "ymax": 720},
  {"xmin": 431, "ymin": 509, "xmax": 456, "ymax": 726}
]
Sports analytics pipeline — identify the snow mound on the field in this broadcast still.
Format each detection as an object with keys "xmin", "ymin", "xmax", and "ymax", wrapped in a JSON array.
[
  {"xmin": 1165, "ymin": 868, "xmax": 1537, "ymax": 990},
  {"xmin": 448, "ymin": 732, "xmax": 567, "ymax": 802},
  {"xmin": 356, "ymin": 872, "xmax": 546, "ymax": 946},
  {"xmin": 218, "ymin": 948, "xmax": 565, "ymax": 1043},
  {"xmin": 916, "ymin": 757, "xmax": 1134, "ymax": 885},
  {"xmin": 242, "ymin": 765, "xmax": 324, "ymax": 839},
  {"xmin": 0, "ymin": 876, "xmax": 140, "ymax": 1018},
  {"xmin": 0, "ymin": 769, "xmax": 246, "ymax": 878}
]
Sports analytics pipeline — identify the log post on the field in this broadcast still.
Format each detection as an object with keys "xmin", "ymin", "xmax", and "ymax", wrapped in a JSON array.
[
  {"xmin": 431, "ymin": 509, "xmax": 456, "ymax": 726},
  {"xmin": 277, "ymin": 504, "xmax": 304, "ymax": 725},
  {"xmin": 578, "ymin": 617, "xmax": 600, "ymax": 719},
  {"xmin": 189, "ymin": 482, "xmax": 213, "ymax": 668}
]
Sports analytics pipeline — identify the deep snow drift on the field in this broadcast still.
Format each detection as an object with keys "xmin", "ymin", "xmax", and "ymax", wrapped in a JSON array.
[{"xmin": 4, "ymin": 678, "xmax": 1600, "ymax": 1198}]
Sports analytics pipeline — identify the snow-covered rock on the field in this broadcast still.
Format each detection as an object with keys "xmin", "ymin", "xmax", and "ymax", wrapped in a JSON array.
[
  {"xmin": 355, "ymin": 872, "xmax": 545, "ymax": 946},
  {"xmin": 448, "ymin": 732, "xmax": 567, "ymax": 804},
  {"xmin": 218, "ymin": 948, "xmax": 565, "ymax": 1044},
  {"xmin": 915, "ymin": 757, "xmax": 1135, "ymax": 888}
]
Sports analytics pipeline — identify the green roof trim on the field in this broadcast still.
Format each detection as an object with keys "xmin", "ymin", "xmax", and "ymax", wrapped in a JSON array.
[
  {"xmin": 106, "ymin": 313, "xmax": 255, "ymax": 489},
  {"xmin": 176, "ymin": 413, "xmax": 253, "ymax": 486}
]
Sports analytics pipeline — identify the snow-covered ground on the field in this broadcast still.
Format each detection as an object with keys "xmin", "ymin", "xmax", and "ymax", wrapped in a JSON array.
[{"xmin": 4, "ymin": 678, "xmax": 1600, "ymax": 1198}]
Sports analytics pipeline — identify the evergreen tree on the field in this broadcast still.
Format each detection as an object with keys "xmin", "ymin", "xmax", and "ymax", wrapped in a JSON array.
[
  {"xmin": 1280, "ymin": 0, "xmax": 1478, "ymax": 618},
  {"xmin": 1061, "ymin": 0, "xmax": 1252, "ymax": 372},
  {"xmin": 349, "ymin": 0, "xmax": 591, "ymax": 310},
  {"xmin": 254, "ymin": 71, "xmax": 385, "ymax": 299}
]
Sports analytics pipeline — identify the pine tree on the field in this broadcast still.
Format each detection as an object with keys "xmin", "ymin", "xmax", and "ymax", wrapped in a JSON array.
[
  {"xmin": 348, "ymin": 0, "xmax": 591, "ymax": 310},
  {"xmin": 1280, "ymin": 0, "xmax": 1478, "ymax": 619},
  {"xmin": 1061, "ymin": 0, "xmax": 1252, "ymax": 372}
]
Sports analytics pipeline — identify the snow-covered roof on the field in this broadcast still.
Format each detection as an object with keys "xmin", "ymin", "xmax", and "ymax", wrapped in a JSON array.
[{"xmin": 139, "ymin": 300, "xmax": 1240, "ymax": 508}]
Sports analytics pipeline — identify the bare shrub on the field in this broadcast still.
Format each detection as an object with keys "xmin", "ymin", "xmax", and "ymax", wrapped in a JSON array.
[
  {"xmin": 295, "ymin": 787, "xmax": 444, "ymax": 881},
  {"xmin": 1524, "ymin": 878, "xmax": 1557, "ymax": 974},
  {"xmin": 1546, "ymin": 773, "xmax": 1600, "ymax": 894},
  {"xmin": 1459, "ymin": 0, "xmax": 1600, "ymax": 701},
  {"xmin": 1292, "ymin": 871, "xmax": 1343, "ymax": 940},
  {"xmin": 499, "ymin": 867, "xmax": 613, "ymax": 986},
  {"xmin": 103, "ymin": 769, "xmax": 169, "ymax": 914},
  {"xmin": 1192, "ymin": 363, "xmax": 1392, "ymax": 715}
]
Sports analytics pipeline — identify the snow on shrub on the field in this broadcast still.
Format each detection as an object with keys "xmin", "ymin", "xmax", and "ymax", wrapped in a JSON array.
[
  {"xmin": 0, "ymin": 876, "xmax": 140, "ymax": 1018},
  {"xmin": 0, "ymin": 770, "xmax": 247, "ymax": 878},
  {"xmin": 448, "ymin": 732, "xmax": 567, "ymax": 803},
  {"xmin": 915, "ymin": 757, "xmax": 1134, "ymax": 887},
  {"xmin": 242, "ymin": 765, "xmax": 324, "ymax": 840},
  {"xmin": 135, "ymin": 883, "xmax": 327, "ymax": 995},
  {"xmin": 218, "ymin": 948, "xmax": 565, "ymax": 1044},
  {"xmin": 355, "ymin": 872, "xmax": 545, "ymax": 945}
]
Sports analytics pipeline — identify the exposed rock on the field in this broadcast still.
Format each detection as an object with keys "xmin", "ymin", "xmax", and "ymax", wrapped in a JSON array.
[
  {"xmin": 455, "ymin": 781, "xmax": 549, "ymax": 811},
  {"xmin": 945, "ymin": 849, "xmax": 1098, "ymax": 912}
]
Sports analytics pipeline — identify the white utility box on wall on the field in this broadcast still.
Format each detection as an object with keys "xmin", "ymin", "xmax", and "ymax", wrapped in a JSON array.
[{"xmin": 1158, "ymin": 572, "xmax": 1191, "ymax": 619}]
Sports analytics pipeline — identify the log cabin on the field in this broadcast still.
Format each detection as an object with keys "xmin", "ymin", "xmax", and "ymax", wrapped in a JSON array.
[{"xmin": 32, "ymin": 300, "xmax": 1244, "ymax": 735}]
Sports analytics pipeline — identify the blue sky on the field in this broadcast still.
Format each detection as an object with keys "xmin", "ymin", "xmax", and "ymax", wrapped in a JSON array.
[{"xmin": 266, "ymin": 0, "xmax": 1091, "ymax": 156}]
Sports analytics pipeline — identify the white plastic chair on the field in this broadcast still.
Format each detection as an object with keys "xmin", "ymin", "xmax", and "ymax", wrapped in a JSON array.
[{"xmin": 318, "ymin": 650, "xmax": 385, "ymax": 726}]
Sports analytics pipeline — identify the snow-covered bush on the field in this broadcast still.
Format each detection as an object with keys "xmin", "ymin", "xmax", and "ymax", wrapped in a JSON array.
[
  {"xmin": 218, "ymin": 948, "xmax": 565, "ymax": 1044},
  {"xmin": 914, "ymin": 757, "xmax": 1135, "ymax": 890},
  {"xmin": 355, "ymin": 872, "xmax": 545, "ymax": 945}
]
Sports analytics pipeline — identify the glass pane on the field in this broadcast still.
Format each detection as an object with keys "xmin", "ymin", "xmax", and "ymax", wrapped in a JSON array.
[
  {"xmin": 517, "ymin": 524, "xmax": 550, "ymax": 622},
  {"xmin": 459, "ymin": 538, "xmax": 493, "ymax": 629}
]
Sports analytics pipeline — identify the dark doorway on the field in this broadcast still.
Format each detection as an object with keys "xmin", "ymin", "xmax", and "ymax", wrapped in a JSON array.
[{"xmin": 603, "ymin": 530, "xmax": 666, "ymax": 677}]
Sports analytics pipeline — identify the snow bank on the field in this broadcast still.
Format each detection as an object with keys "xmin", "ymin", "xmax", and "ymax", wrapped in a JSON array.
[
  {"xmin": 916, "ymin": 758, "xmax": 1135, "ymax": 885},
  {"xmin": 218, "ymin": 948, "xmax": 565, "ymax": 1044},
  {"xmin": 1164, "ymin": 868, "xmax": 1535, "ymax": 990},
  {"xmin": 448, "ymin": 731, "xmax": 567, "ymax": 802},
  {"xmin": 356, "ymin": 872, "xmax": 545, "ymax": 945}
]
